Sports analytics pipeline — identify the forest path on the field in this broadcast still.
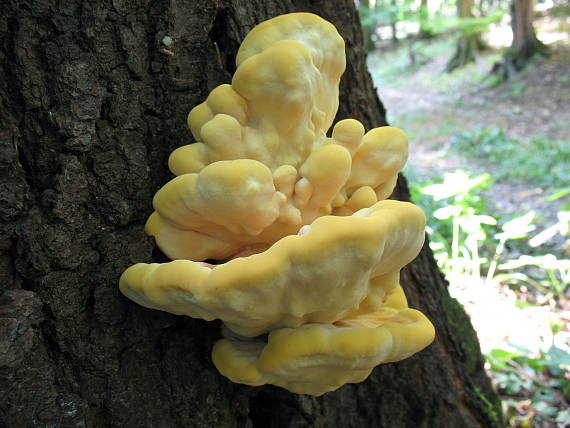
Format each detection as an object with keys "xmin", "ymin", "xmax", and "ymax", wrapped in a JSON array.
[{"xmin": 374, "ymin": 41, "xmax": 570, "ymax": 225}]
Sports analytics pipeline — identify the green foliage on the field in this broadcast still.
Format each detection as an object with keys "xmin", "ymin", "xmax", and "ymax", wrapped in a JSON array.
[
  {"xmin": 356, "ymin": 0, "xmax": 505, "ymax": 40},
  {"xmin": 550, "ymin": 4, "xmax": 570, "ymax": 18},
  {"xmin": 423, "ymin": 12, "xmax": 505, "ymax": 36},
  {"xmin": 357, "ymin": 3, "xmax": 398, "ymax": 28},
  {"xmin": 368, "ymin": 35, "xmax": 500, "ymax": 101},
  {"xmin": 487, "ymin": 345, "xmax": 570, "ymax": 426},
  {"xmin": 410, "ymin": 170, "xmax": 570, "ymax": 425},
  {"xmin": 498, "ymin": 254, "xmax": 570, "ymax": 300},
  {"xmin": 448, "ymin": 128, "xmax": 570, "ymax": 186},
  {"xmin": 412, "ymin": 170, "xmax": 493, "ymax": 277},
  {"xmin": 357, "ymin": 0, "xmax": 426, "ymax": 28},
  {"xmin": 412, "ymin": 169, "xmax": 569, "ymax": 297}
]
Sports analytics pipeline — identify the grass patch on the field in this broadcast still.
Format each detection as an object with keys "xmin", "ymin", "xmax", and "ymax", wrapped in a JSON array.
[
  {"xmin": 390, "ymin": 110, "xmax": 466, "ymax": 142},
  {"xmin": 367, "ymin": 36, "xmax": 456, "ymax": 84},
  {"xmin": 447, "ymin": 127, "xmax": 570, "ymax": 186},
  {"xmin": 368, "ymin": 35, "xmax": 502, "ymax": 91}
]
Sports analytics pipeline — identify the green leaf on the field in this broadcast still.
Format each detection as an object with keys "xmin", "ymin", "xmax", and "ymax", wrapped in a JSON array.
[
  {"xmin": 420, "ymin": 182, "xmax": 460, "ymax": 200},
  {"xmin": 547, "ymin": 187, "xmax": 570, "ymax": 201},
  {"xmin": 556, "ymin": 409, "xmax": 570, "ymax": 426},
  {"xmin": 488, "ymin": 348, "xmax": 520, "ymax": 360},
  {"xmin": 420, "ymin": 171, "xmax": 490, "ymax": 200},
  {"xmin": 498, "ymin": 254, "xmax": 570, "ymax": 271},
  {"xmin": 496, "ymin": 211, "xmax": 536, "ymax": 240},
  {"xmin": 525, "ymin": 357, "xmax": 547, "ymax": 371},
  {"xmin": 545, "ymin": 345, "xmax": 570, "ymax": 366},
  {"xmin": 534, "ymin": 401, "xmax": 559, "ymax": 418},
  {"xmin": 561, "ymin": 379, "xmax": 570, "ymax": 400},
  {"xmin": 433, "ymin": 205, "xmax": 462, "ymax": 220}
]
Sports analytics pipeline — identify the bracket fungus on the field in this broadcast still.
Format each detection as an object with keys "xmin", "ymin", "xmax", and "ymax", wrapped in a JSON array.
[{"xmin": 120, "ymin": 12, "xmax": 435, "ymax": 396}]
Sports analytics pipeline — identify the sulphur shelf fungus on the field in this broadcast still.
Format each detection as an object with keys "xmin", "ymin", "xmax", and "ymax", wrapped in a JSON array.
[{"xmin": 120, "ymin": 12, "xmax": 435, "ymax": 396}]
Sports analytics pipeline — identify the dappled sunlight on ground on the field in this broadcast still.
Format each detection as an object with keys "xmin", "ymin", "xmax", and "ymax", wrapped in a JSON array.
[{"xmin": 449, "ymin": 275, "xmax": 568, "ymax": 355}]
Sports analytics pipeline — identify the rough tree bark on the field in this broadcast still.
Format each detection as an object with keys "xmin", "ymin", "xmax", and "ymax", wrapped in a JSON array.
[{"xmin": 0, "ymin": 0, "xmax": 503, "ymax": 426}]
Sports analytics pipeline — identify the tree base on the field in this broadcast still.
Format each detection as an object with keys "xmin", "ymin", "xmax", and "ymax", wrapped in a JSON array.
[
  {"xmin": 445, "ymin": 34, "xmax": 486, "ymax": 73},
  {"xmin": 491, "ymin": 40, "xmax": 549, "ymax": 80}
]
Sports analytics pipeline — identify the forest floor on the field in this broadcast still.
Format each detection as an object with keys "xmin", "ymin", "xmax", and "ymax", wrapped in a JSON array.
[
  {"xmin": 371, "ymin": 22, "xmax": 570, "ymax": 226},
  {"xmin": 367, "ymin": 7, "xmax": 569, "ymax": 427}
]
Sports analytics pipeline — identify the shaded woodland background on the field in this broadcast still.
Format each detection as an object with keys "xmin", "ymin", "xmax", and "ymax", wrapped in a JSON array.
[
  {"xmin": 2, "ymin": 0, "xmax": 565, "ymax": 427},
  {"xmin": 358, "ymin": 0, "xmax": 569, "ymax": 426}
]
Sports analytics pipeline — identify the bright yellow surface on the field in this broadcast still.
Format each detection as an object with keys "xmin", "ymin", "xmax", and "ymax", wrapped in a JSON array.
[
  {"xmin": 120, "ymin": 200, "xmax": 426, "ymax": 336},
  {"xmin": 119, "ymin": 12, "xmax": 435, "ymax": 396},
  {"xmin": 149, "ymin": 12, "xmax": 409, "ymax": 262},
  {"xmin": 212, "ymin": 300, "xmax": 435, "ymax": 396}
]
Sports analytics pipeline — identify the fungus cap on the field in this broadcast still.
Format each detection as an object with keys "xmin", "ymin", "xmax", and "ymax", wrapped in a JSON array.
[
  {"xmin": 150, "ymin": 12, "xmax": 409, "ymax": 262},
  {"xmin": 118, "ymin": 12, "xmax": 435, "ymax": 396},
  {"xmin": 120, "ymin": 200, "xmax": 426, "ymax": 337},
  {"xmin": 212, "ymin": 287, "xmax": 435, "ymax": 396}
]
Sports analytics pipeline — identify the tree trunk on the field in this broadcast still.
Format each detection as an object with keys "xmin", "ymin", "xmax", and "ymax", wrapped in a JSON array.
[
  {"xmin": 492, "ymin": 0, "xmax": 547, "ymax": 78},
  {"xmin": 359, "ymin": 0, "xmax": 376, "ymax": 52},
  {"xmin": 512, "ymin": 0, "xmax": 543, "ymax": 53},
  {"xmin": 419, "ymin": 0, "xmax": 434, "ymax": 39},
  {"xmin": 445, "ymin": 0, "xmax": 485, "ymax": 72},
  {"xmin": 390, "ymin": 0, "xmax": 399, "ymax": 43},
  {"xmin": 0, "ymin": 0, "xmax": 503, "ymax": 426}
]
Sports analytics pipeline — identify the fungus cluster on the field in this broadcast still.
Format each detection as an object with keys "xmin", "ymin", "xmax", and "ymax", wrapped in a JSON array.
[{"xmin": 120, "ymin": 12, "xmax": 435, "ymax": 396}]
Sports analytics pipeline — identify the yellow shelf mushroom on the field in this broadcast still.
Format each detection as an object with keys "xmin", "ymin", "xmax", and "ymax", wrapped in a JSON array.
[
  {"xmin": 213, "ymin": 300, "xmax": 434, "ymax": 396},
  {"xmin": 119, "ymin": 12, "xmax": 435, "ymax": 395},
  {"xmin": 149, "ymin": 13, "xmax": 409, "ymax": 261},
  {"xmin": 121, "ymin": 200, "xmax": 426, "ymax": 337}
]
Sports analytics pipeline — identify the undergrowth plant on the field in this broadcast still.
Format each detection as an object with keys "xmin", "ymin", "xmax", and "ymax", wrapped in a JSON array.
[
  {"xmin": 415, "ymin": 170, "xmax": 494, "ymax": 279},
  {"xmin": 487, "ymin": 345, "xmax": 570, "ymax": 427},
  {"xmin": 448, "ymin": 128, "xmax": 570, "ymax": 186},
  {"xmin": 411, "ymin": 169, "xmax": 570, "ymax": 426},
  {"xmin": 411, "ymin": 169, "xmax": 569, "ymax": 296}
]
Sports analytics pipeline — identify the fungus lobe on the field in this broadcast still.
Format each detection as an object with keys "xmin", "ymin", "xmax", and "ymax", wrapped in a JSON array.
[{"xmin": 119, "ymin": 12, "xmax": 434, "ymax": 396}]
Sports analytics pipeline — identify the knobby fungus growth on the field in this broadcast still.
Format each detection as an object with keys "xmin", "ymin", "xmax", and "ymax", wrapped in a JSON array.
[{"xmin": 119, "ymin": 12, "xmax": 435, "ymax": 396}]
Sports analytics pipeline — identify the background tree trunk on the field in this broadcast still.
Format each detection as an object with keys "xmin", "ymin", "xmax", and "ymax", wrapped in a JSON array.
[
  {"xmin": 492, "ymin": 0, "xmax": 547, "ymax": 78},
  {"xmin": 0, "ymin": 0, "xmax": 503, "ymax": 426},
  {"xmin": 445, "ymin": 0, "xmax": 485, "ymax": 72},
  {"xmin": 359, "ymin": 0, "xmax": 377, "ymax": 52},
  {"xmin": 390, "ymin": 0, "xmax": 400, "ymax": 43},
  {"xmin": 419, "ymin": 0, "xmax": 434, "ymax": 39},
  {"xmin": 512, "ymin": 0, "xmax": 545, "ymax": 55}
]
